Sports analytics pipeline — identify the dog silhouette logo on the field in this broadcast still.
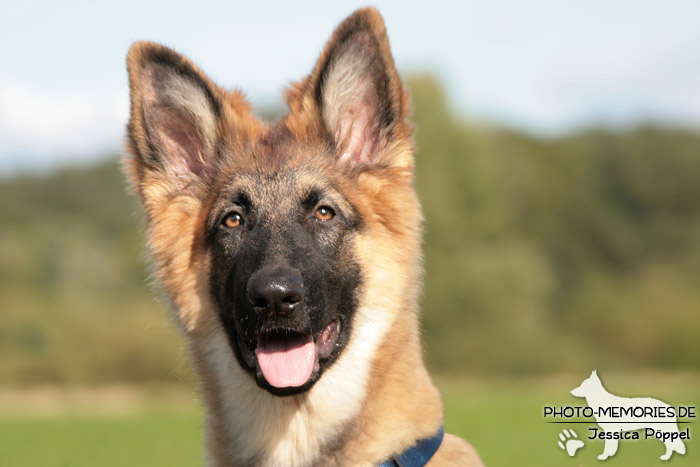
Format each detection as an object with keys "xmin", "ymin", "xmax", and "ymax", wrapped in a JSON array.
[{"xmin": 570, "ymin": 370, "xmax": 687, "ymax": 461}]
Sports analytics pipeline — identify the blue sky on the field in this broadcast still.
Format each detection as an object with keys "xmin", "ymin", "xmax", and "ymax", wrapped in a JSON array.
[{"xmin": 1, "ymin": 0, "xmax": 699, "ymax": 173}]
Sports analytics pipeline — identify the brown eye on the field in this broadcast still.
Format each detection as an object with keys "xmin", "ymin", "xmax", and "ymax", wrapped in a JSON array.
[
  {"xmin": 223, "ymin": 212, "xmax": 243, "ymax": 228},
  {"xmin": 314, "ymin": 206, "xmax": 335, "ymax": 221}
]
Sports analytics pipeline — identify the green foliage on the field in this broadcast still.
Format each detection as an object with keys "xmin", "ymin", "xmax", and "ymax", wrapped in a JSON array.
[
  {"xmin": 410, "ymin": 75, "xmax": 700, "ymax": 374},
  {"xmin": 0, "ymin": 163, "xmax": 191, "ymax": 385},
  {"xmin": 1, "ymin": 75, "xmax": 699, "ymax": 384}
]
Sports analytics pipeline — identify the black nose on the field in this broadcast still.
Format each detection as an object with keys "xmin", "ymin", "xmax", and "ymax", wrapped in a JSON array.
[{"xmin": 246, "ymin": 268, "xmax": 304, "ymax": 318}]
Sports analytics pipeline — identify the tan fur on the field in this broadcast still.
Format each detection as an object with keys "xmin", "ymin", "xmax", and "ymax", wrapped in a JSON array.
[{"xmin": 125, "ymin": 7, "xmax": 483, "ymax": 466}]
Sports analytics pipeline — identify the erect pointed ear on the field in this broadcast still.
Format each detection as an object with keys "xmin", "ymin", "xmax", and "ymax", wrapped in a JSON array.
[
  {"xmin": 125, "ymin": 41, "xmax": 221, "ymax": 194},
  {"xmin": 304, "ymin": 7, "xmax": 412, "ymax": 167}
]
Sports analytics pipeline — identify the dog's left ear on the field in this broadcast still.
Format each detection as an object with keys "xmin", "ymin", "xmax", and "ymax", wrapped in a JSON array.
[{"xmin": 301, "ymin": 7, "xmax": 413, "ymax": 168}]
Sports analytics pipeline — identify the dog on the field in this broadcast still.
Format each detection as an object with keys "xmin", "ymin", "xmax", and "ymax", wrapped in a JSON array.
[
  {"xmin": 124, "ymin": 7, "xmax": 483, "ymax": 466},
  {"xmin": 571, "ymin": 370, "xmax": 686, "ymax": 461}
]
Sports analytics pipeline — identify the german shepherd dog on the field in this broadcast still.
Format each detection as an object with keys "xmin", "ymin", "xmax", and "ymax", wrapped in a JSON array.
[{"xmin": 125, "ymin": 7, "xmax": 483, "ymax": 466}]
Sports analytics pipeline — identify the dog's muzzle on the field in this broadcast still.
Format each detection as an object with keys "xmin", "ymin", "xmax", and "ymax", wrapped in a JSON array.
[{"xmin": 236, "ymin": 267, "xmax": 340, "ymax": 390}]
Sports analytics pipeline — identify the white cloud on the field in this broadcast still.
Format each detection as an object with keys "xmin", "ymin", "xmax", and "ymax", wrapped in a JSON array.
[
  {"xmin": 437, "ymin": 0, "xmax": 700, "ymax": 133},
  {"xmin": 0, "ymin": 79, "xmax": 128, "ymax": 172}
]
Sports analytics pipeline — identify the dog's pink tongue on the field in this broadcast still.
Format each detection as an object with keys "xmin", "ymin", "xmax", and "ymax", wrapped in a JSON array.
[{"xmin": 256, "ymin": 334, "xmax": 315, "ymax": 388}]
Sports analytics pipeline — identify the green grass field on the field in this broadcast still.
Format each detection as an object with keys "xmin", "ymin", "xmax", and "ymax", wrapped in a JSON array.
[
  {"xmin": 0, "ymin": 411, "xmax": 203, "ymax": 467},
  {"xmin": 0, "ymin": 376, "xmax": 697, "ymax": 466}
]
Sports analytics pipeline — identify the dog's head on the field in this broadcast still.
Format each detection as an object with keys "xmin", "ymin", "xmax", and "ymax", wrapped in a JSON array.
[
  {"xmin": 571, "ymin": 369, "xmax": 602, "ymax": 397},
  {"xmin": 124, "ymin": 8, "xmax": 420, "ymax": 396}
]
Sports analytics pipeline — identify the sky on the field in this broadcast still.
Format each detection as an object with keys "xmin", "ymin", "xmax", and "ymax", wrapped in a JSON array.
[{"xmin": 1, "ymin": 0, "xmax": 699, "ymax": 173}]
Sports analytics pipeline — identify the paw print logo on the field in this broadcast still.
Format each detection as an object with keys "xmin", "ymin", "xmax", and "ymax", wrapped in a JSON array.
[{"xmin": 557, "ymin": 428, "xmax": 584, "ymax": 457}]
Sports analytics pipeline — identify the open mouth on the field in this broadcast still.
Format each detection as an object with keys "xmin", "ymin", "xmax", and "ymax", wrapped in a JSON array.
[{"xmin": 236, "ymin": 319, "xmax": 340, "ymax": 390}]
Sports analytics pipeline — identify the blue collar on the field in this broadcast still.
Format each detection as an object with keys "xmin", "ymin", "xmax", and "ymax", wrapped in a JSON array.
[{"xmin": 378, "ymin": 426, "xmax": 444, "ymax": 467}]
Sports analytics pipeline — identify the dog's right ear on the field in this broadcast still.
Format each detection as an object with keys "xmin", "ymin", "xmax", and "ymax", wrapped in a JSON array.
[
  {"xmin": 286, "ymin": 7, "xmax": 413, "ymax": 169},
  {"xmin": 125, "ymin": 42, "xmax": 222, "ymax": 195}
]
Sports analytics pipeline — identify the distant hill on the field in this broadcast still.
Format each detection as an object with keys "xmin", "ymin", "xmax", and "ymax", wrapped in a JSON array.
[{"xmin": 1, "ymin": 76, "xmax": 699, "ymax": 385}]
